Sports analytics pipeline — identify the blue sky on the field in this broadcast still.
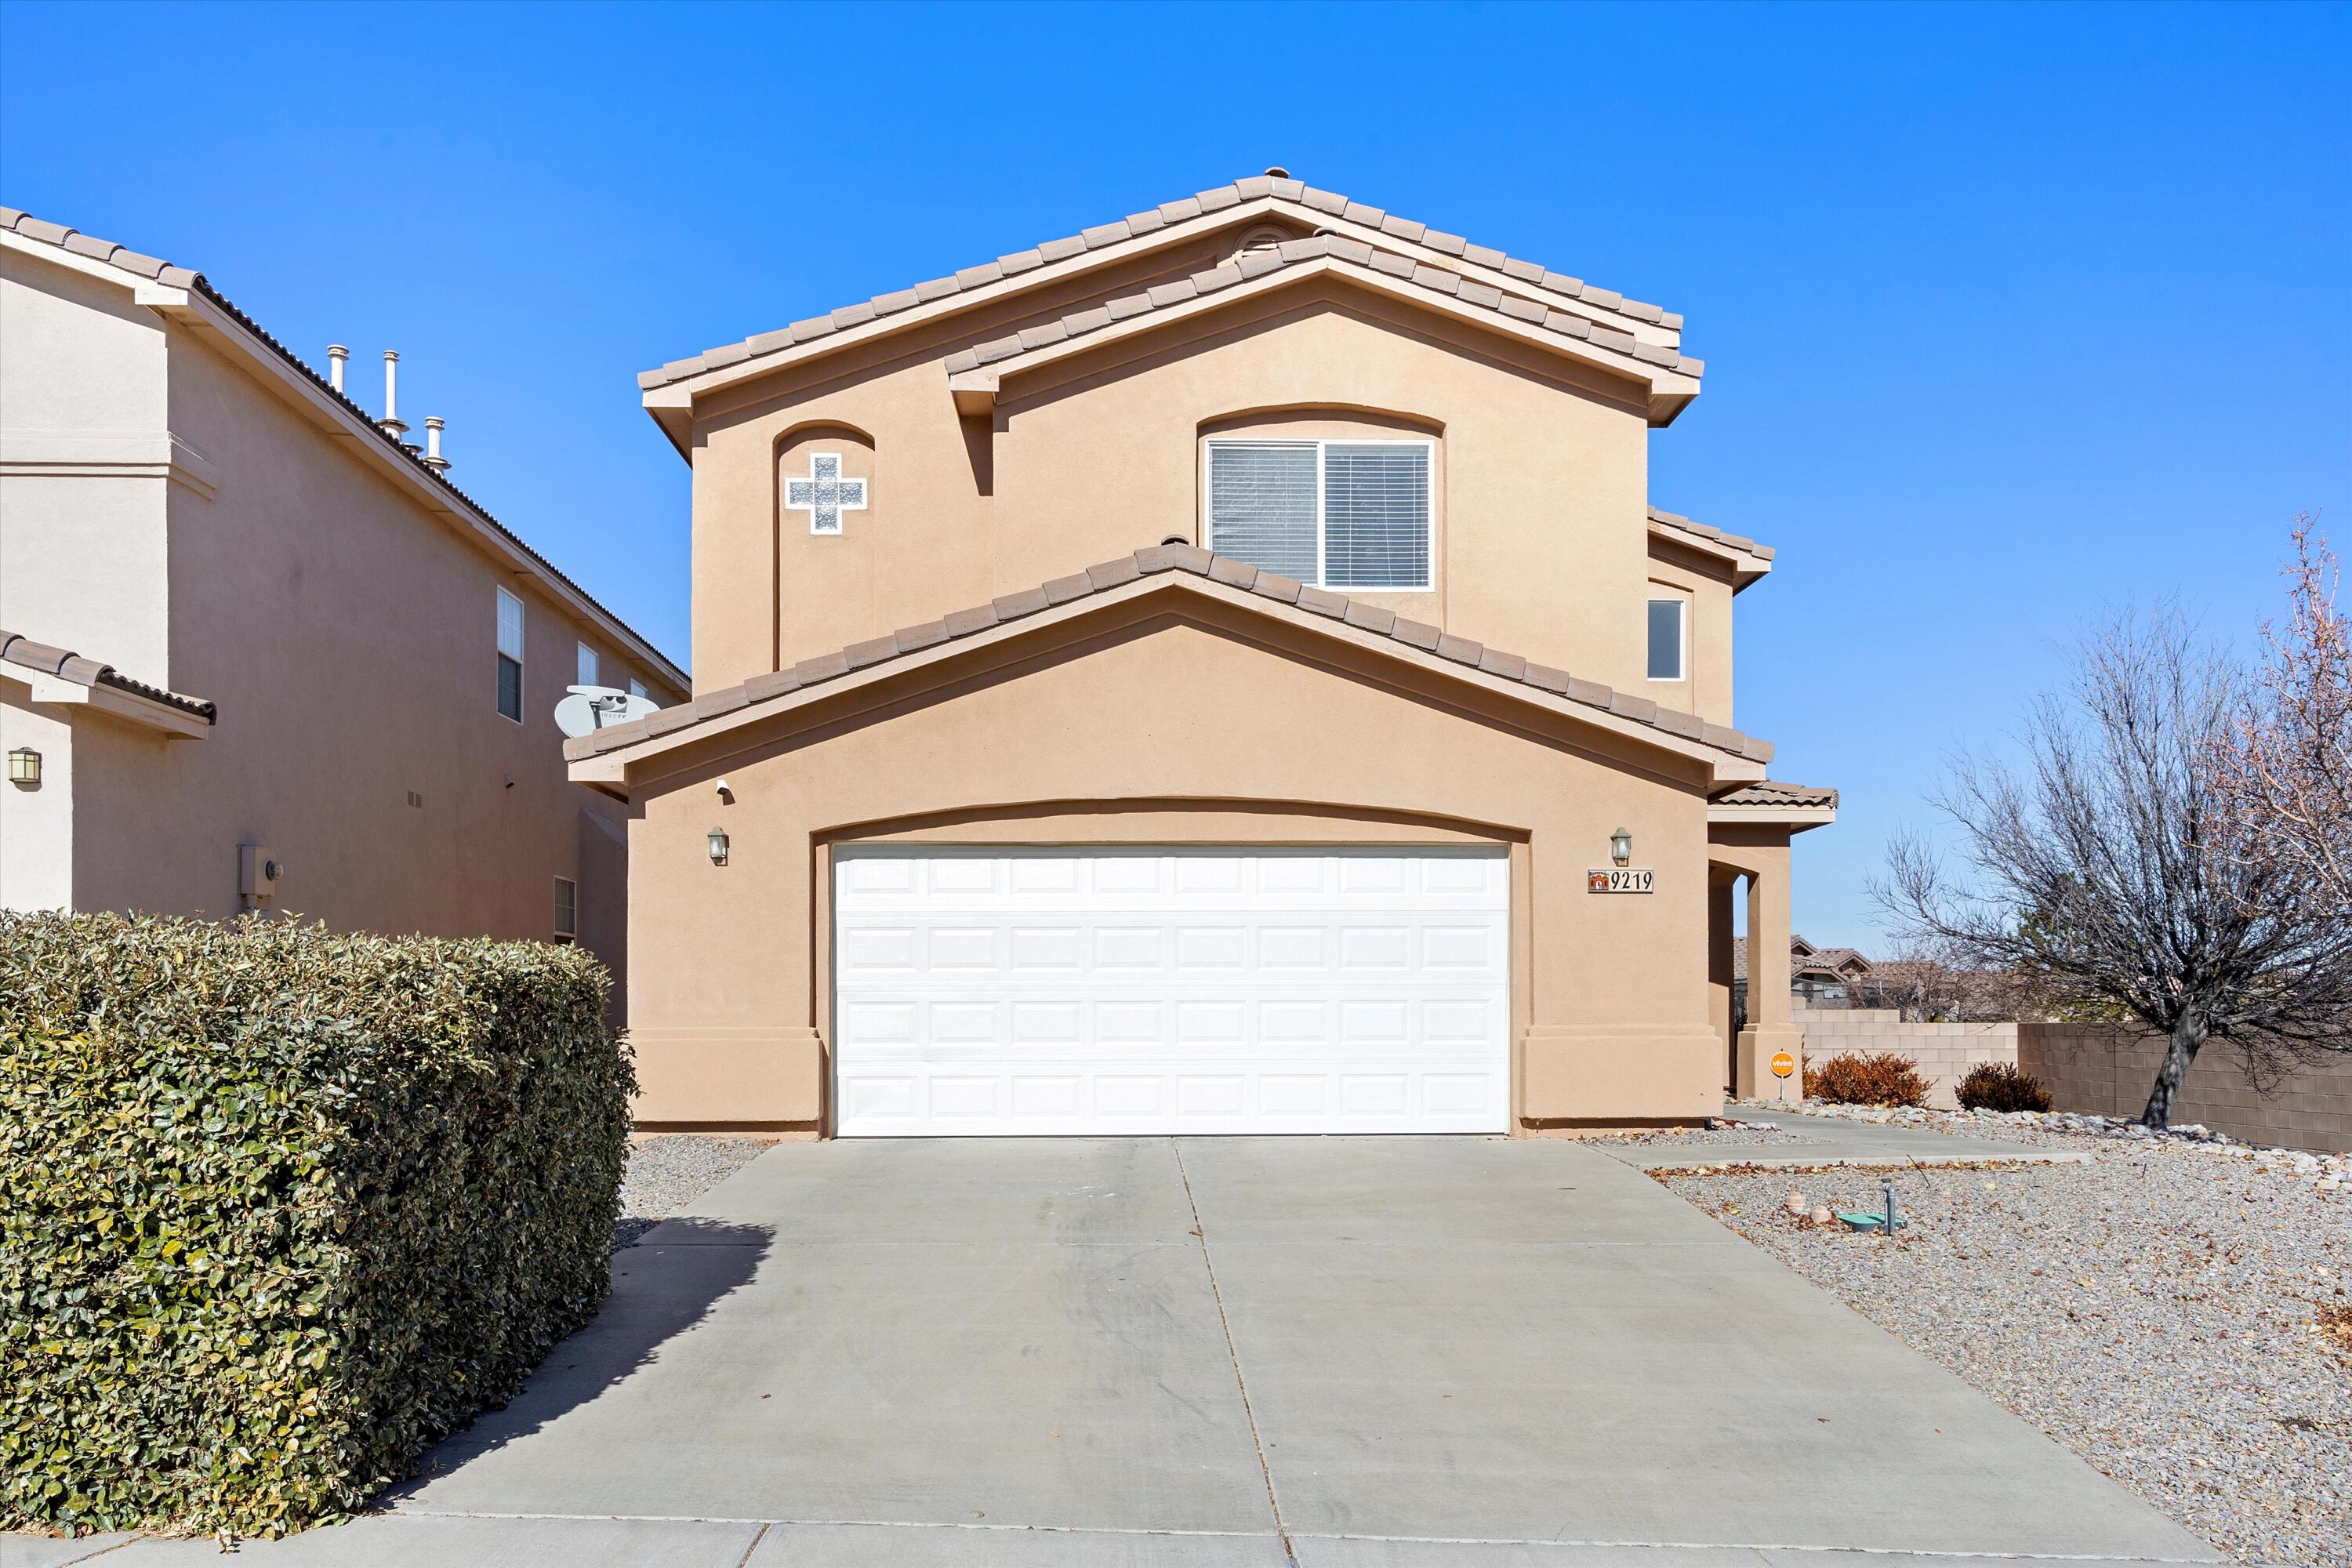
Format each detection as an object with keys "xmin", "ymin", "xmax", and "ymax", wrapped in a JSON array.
[{"xmin": 4, "ymin": 2, "xmax": 2345, "ymax": 949}]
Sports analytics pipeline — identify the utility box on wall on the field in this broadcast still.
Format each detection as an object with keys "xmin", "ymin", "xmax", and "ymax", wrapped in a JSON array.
[{"xmin": 238, "ymin": 843, "xmax": 280, "ymax": 907}]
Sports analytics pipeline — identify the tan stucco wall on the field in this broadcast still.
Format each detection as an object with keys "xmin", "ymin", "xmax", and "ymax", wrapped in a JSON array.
[
  {"xmin": 617, "ymin": 597, "xmax": 1725, "ymax": 1133},
  {"xmin": 684, "ymin": 241, "xmax": 1663, "ymax": 702},
  {"xmin": 0, "ymin": 249, "xmax": 174, "ymax": 681},
  {"xmin": 1, "ymin": 245, "xmax": 686, "ymax": 1014}
]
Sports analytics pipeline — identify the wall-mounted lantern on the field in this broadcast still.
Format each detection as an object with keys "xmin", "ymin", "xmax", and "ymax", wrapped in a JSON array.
[
  {"xmin": 707, "ymin": 826, "xmax": 730, "ymax": 866},
  {"xmin": 1610, "ymin": 826, "xmax": 1633, "ymax": 866},
  {"xmin": 7, "ymin": 748, "xmax": 39, "ymax": 786}
]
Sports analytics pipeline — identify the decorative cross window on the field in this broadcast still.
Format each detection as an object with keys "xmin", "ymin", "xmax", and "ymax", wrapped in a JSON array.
[{"xmin": 785, "ymin": 452, "xmax": 869, "ymax": 536}]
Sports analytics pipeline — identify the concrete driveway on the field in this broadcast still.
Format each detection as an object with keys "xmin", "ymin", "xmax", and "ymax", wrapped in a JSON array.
[
  {"xmin": 383, "ymin": 1134, "xmax": 2208, "ymax": 1564},
  {"xmin": 26, "ymin": 1135, "xmax": 2218, "ymax": 1566}
]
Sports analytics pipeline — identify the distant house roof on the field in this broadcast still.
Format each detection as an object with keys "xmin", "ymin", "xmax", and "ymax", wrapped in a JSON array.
[
  {"xmin": 566, "ymin": 542, "xmax": 1777, "ymax": 773},
  {"xmin": 2, "ymin": 629, "xmax": 216, "ymax": 725},
  {"xmin": 1733, "ymin": 935, "xmax": 1874, "ymax": 985},
  {"xmin": 640, "ymin": 172, "xmax": 1686, "ymax": 395},
  {"xmin": 0, "ymin": 205, "xmax": 688, "ymax": 693}
]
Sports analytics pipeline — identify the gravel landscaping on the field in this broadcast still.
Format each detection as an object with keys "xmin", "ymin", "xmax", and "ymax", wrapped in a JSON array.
[
  {"xmin": 613, "ymin": 1134, "xmax": 776, "ymax": 1250},
  {"xmin": 1666, "ymin": 1109, "xmax": 2352, "ymax": 1568}
]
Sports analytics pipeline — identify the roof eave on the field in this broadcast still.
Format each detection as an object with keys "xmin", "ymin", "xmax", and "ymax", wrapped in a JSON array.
[
  {"xmin": 946, "ymin": 255, "xmax": 1702, "ymax": 424},
  {"xmin": 637, "ymin": 190, "xmax": 1690, "ymax": 408},
  {"xmin": 570, "ymin": 570, "xmax": 1768, "ymax": 791},
  {"xmin": 1708, "ymin": 802, "xmax": 1836, "ymax": 832}
]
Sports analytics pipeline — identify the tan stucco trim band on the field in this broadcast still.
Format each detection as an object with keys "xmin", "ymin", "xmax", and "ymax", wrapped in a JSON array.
[{"xmin": 567, "ymin": 545, "xmax": 1777, "ymax": 781}]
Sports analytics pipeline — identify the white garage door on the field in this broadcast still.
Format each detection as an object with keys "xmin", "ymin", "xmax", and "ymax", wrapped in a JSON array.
[{"xmin": 832, "ymin": 847, "xmax": 1510, "ymax": 1137}]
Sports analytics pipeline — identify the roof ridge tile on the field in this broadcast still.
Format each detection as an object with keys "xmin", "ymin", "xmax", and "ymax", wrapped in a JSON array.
[
  {"xmin": 948, "ymin": 239, "xmax": 1703, "ymax": 385},
  {"xmin": 640, "ymin": 174, "xmax": 1688, "ymax": 390}
]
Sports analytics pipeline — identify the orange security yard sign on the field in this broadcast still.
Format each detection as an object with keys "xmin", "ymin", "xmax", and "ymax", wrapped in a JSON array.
[{"xmin": 1770, "ymin": 1051, "xmax": 1796, "ymax": 1080}]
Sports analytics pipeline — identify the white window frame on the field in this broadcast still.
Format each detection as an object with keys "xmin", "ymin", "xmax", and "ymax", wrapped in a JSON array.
[
  {"xmin": 627, "ymin": 676, "xmax": 647, "ymax": 700},
  {"xmin": 577, "ymin": 641, "xmax": 599, "ymax": 688},
  {"xmin": 495, "ymin": 586, "xmax": 525, "ymax": 724},
  {"xmin": 1203, "ymin": 437, "xmax": 1435, "ymax": 592},
  {"xmin": 553, "ymin": 876, "xmax": 577, "ymax": 945},
  {"xmin": 1646, "ymin": 593, "xmax": 1689, "ymax": 684}
]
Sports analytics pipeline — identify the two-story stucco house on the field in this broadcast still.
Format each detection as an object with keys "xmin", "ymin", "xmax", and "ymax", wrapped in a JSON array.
[
  {"xmin": 1, "ymin": 205, "xmax": 689, "ymax": 1008},
  {"xmin": 569, "ymin": 172, "xmax": 1835, "ymax": 1135}
]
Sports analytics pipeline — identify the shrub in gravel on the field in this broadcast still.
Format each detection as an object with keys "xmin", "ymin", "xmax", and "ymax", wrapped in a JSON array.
[
  {"xmin": 1803, "ymin": 1051, "xmax": 1929, "ymax": 1107},
  {"xmin": 0, "ymin": 911, "xmax": 634, "ymax": 1539},
  {"xmin": 1955, "ymin": 1062, "xmax": 2054, "ymax": 1113}
]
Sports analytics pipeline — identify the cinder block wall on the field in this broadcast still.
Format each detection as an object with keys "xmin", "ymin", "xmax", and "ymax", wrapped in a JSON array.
[
  {"xmin": 1797, "ymin": 1018, "xmax": 2018, "ymax": 1109},
  {"xmin": 2019, "ymin": 1024, "xmax": 2352, "ymax": 1156}
]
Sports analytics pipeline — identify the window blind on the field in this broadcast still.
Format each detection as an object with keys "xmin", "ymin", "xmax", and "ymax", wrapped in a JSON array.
[
  {"xmin": 1322, "ymin": 444, "xmax": 1430, "ymax": 589},
  {"xmin": 1207, "ymin": 441, "xmax": 1319, "ymax": 582}
]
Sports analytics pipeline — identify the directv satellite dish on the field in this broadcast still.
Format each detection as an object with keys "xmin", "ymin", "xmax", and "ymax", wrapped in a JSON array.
[{"xmin": 554, "ymin": 684, "xmax": 660, "ymax": 739}]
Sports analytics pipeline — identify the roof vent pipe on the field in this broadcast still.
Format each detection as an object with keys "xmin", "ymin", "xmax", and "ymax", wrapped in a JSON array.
[
  {"xmin": 326, "ymin": 343, "xmax": 348, "ymax": 394},
  {"xmin": 379, "ymin": 350, "xmax": 408, "ymax": 437},
  {"xmin": 421, "ymin": 416, "xmax": 449, "ymax": 474}
]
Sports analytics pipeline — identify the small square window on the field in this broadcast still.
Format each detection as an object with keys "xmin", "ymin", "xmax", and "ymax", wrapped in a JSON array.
[
  {"xmin": 553, "ymin": 876, "xmax": 577, "ymax": 944},
  {"xmin": 1646, "ymin": 597, "xmax": 1687, "ymax": 682},
  {"xmin": 627, "ymin": 677, "xmax": 647, "ymax": 700}
]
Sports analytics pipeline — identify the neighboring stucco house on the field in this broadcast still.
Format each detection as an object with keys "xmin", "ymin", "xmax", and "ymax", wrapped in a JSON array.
[
  {"xmin": 570, "ymin": 172, "xmax": 1835, "ymax": 1135},
  {"xmin": 1, "ymin": 205, "xmax": 688, "ymax": 1008}
]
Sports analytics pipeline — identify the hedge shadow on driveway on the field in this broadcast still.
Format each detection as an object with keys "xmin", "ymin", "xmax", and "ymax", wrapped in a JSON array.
[{"xmin": 387, "ymin": 1219, "xmax": 774, "ymax": 1494}]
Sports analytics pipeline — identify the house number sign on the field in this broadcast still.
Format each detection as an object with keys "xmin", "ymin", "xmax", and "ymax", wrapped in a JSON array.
[{"xmin": 1588, "ymin": 869, "xmax": 1656, "ymax": 894}]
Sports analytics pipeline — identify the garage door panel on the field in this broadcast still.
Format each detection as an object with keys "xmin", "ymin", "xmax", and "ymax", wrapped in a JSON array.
[{"xmin": 835, "ymin": 848, "xmax": 1509, "ymax": 1136}]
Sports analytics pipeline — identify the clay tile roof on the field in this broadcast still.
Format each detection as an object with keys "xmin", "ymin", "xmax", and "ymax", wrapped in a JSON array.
[
  {"xmin": 566, "ymin": 549, "xmax": 1773, "ymax": 768},
  {"xmin": 941, "ymin": 234, "xmax": 1704, "ymax": 384},
  {"xmin": 1713, "ymin": 780, "xmax": 1838, "ymax": 809},
  {"xmin": 1647, "ymin": 505, "xmax": 1776, "ymax": 562},
  {"xmin": 1, "ymin": 206, "xmax": 688, "ymax": 692},
  {"xmin": 0, "ymin": 629, "xmax": 216, "ymax": 722},
  {"xmin": 640, "ymin": 174, "xmax": 1684, "ymax": 391}
]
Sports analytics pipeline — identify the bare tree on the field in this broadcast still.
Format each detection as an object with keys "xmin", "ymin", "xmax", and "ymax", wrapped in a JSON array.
[
  {"xmin": 1876, "ymin": 607, "xmax": 2352, "ymax": 1130},
  {"xmin": 2225, "ymin": 517, "xmax": 2352, "ymax": 915},
  {"xmin": 1867, "ymin": 940, "xmax": 2042, "ymax": 1022}
]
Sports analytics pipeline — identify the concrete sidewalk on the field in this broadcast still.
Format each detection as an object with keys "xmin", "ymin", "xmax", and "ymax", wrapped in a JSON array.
[
  {"xmin": 13, "ymin": 1133, "xmax": 2216, "ymax": 1567},
  {"xmin": 1592, "ymin": 1108, "xmax": 2096, "ymax": 1171},
  {"xmin": 2, "ymin": 1519, "xmax": 2242, "ymax": 1567}
]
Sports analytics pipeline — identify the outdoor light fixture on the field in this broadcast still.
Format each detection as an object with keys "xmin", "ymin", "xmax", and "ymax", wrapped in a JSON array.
[
  {"xmin": 1610, "ymin": 827, "xmax": 1633, "ymax": 866},
  {"xmin": 6, "ymin": 748, "xmax": 38, "ymax": 786},
  {"xmin": 707, "ymin": 827, "xmax": 730, "ymax": 865}
]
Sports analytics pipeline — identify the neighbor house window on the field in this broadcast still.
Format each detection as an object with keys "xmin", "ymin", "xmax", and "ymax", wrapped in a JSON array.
[
  {"xmin": 496, "ymin": 586, "xmax": 525, "ymax": 722},
  {"xmin": 577, "ymin": 641, "xmax": 598, "ymax": 688},
  {"xmin": 553, "ymin": 876, "xmax": 577, "ymax": 945},
  {"xmin": 1646, "ymin": 597, "xmax": 1687, "ymax": 682},
  {"xmin": 627, "ymin": 676, "xmax": 647, "ymax": 700},
  {"xmin": 1204, "ymin": 439, "xmax": 1432, "ymax": 590}
]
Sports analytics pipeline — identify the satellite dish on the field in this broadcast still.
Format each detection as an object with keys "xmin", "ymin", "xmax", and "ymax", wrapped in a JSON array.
[{"xmin": 554, "ymin": 684, "xmax": 660, "ymax": 739}]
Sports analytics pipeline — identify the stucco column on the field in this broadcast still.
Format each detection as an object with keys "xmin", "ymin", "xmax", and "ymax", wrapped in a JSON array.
[{"xmin": 1733, "ymin": 857, "xmax": 1803, "ymax": 1099}]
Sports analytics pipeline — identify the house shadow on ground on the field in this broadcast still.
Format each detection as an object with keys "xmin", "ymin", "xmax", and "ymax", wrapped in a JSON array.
[{"xmin": 386, "ymin": 1218, "xmax": 773, "ymax": 1495}]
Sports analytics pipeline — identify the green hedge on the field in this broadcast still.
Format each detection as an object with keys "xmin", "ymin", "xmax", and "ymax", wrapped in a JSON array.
[{"xmin": 0, "ymin": 912, "xmax": 634, "ymax": 1537}]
